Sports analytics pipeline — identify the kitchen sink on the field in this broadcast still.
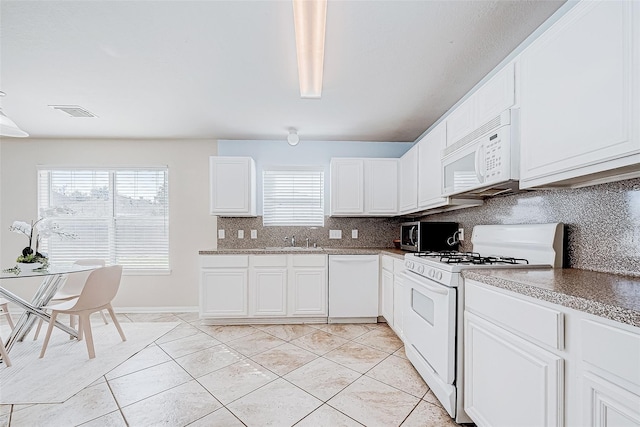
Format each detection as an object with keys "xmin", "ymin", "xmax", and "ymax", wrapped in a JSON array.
[{"xmin": 264, "ymin": 247, "xmax": 323, "ymax": 251}]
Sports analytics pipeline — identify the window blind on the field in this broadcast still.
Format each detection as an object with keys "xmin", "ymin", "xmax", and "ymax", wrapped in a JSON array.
[
  {"xmin": 263, "ymin": 169, "xmax": 324, "ymax": 226},
  {"xmin": 38, "ymin": 168, "xmax": 169, "ymax": 273}
]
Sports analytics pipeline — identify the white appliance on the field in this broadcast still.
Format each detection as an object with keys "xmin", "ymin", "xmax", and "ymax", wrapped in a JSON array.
[
  {"xmin": 442, "ymin": 109, "xmax": 520, "ymax": 198},
  {"xmin": 328, "ymin": 255, "xmax": 379, "ymax": 323},
  {"xmin": 402, "ymin": 223, "xmax": 564, "ymax": 424}
]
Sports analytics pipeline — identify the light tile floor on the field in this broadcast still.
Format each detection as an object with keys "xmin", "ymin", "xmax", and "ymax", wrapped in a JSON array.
[{"xmin": 0, "ymin": 313, "xmax": 463, "ymax": 427}]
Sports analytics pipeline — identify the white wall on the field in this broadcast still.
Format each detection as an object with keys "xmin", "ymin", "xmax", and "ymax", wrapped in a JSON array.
[{"xmin": 0, "ymin": 139, "xmax": 217, "ymax": 311}]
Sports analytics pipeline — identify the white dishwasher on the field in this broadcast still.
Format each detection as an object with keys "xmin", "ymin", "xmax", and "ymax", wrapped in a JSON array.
[{"xmin": 328, "ymin": 255, "xmax": 379, "ymax": 323}]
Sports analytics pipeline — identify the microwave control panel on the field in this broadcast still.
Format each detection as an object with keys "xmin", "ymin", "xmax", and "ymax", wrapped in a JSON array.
[{"xmin": 484, "ymin": 133, "xmax": 503, "ymax": 179}]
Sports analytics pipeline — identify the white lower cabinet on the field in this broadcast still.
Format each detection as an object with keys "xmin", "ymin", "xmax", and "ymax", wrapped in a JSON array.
[
  {"xmin": 464, "ymin": 312, "xmax": 564, "ymax": 427},
  {"xmin": 380, "ymin": 255, "xmax": 395, "ymax": 327},
  {"xmin": 289, "ymin": 255, "xmax": 328, "ymax": 316},
  {"xmin": 392, "ymin": 258, "xmax": 406, "ymax": 340},
  {"xmin": 465, "ymin": 279, "xmax": 640, "ymax": 427},
  {"xmin": 200, "ymin": 255, "xmax": 249, "ymax": 318},
  {"xmin": 249, "ymin": 255, "xmax": 288, "ymax": 317},
  {"xmin": 580, "ymin": 319, "xmax": 640, "ymax": 427},
  {"xmin": 200, "ymin": 254, "xmax": 327, "ymax": 323}
]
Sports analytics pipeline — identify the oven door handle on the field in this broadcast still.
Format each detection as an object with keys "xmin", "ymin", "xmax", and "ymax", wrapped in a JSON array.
[{"xmin": 403, "ymin": 272, "xmax": 449, "ymax": 295}]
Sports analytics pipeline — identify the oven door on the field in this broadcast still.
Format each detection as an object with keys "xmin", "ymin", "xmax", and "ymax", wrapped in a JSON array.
[{"xmin": 403, "ymin": 271, "xmax": 456, "ymax": 384}]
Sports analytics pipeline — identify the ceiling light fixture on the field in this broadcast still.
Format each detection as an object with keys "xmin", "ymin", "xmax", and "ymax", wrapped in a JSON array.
[
  {"xmin": 287, "ymin": 129, "xmax": 300, "ymax": 146},
  {"xmin": 292, "ymin": 0, "xmax": 327, "ymax": 98},
  {"xmin": 0, "ymin": 91, "xmax": 28, "ymax": 137}
]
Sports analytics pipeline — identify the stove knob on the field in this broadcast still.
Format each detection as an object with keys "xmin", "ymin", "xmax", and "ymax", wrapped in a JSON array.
[
  {"xmin": 428, "ymin": 269, "xmax": 435, "ymax": 278},
  {"xmin": 405, "ymin": 261, "xmax": 411, "ymax": 268},
  {"xmin": 436, "ymin": 271, "xmax": 443, "ymax": 280},
  {"xmin": 417, "ymin": 265, "xmax": 424, "ymax": 274}
]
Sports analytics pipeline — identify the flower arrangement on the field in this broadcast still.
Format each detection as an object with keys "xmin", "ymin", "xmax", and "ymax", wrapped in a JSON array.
[{"xmin": 9, "ymin": 207, "xmax": 76, "ymax": 265}]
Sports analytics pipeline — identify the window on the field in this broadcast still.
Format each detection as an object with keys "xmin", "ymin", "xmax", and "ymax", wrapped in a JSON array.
[
  {"xmin": 262, "ymin": 168, "xmax": 324, "ymax": 226},
  {"xmin": 37, "ymin": 167, "xmax": 169, "ymax": 273}
]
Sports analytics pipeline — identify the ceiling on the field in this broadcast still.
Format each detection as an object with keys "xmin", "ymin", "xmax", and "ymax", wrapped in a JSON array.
[{"xmin": 0, "ymin": 0, "xmax": 565, "ymax": 142}]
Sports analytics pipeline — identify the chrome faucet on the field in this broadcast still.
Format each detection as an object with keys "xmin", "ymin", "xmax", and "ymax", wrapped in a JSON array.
[{"xmin": 284, "ymin": 236, "xmax": 295, "ymax": 247}]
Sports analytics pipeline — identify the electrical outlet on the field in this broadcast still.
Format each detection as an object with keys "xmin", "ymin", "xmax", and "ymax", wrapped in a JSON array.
[
  {"xmin": 329, "ymin": 230, "xmax": 342, "ymax": 239},
  {"xmin": 218, "ymin": 229, "xmax": 225, "ymax": 239},
  {"xmin": 352, "ymin": 229, "xmax": 358, "ymax": 239},
  {"xmin": 458, "ymin": 228, "xmax": 464, "ymax": 241},
  {"xmin": 237, "ymin": 230, "xmax": 244, "ymax": 239},
  {"xmin": 251, "ymin": 230, "xmax": 257, "ymax": 239}
]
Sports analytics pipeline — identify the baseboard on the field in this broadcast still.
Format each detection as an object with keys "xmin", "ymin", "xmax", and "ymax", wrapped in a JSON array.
[
  {"xmin": 328, "ymin": 317, "xmax": 378, "ymax": 324},
  {"xmin": 201, "ymin": 317, "xmax": 328, "ymax": 326}
]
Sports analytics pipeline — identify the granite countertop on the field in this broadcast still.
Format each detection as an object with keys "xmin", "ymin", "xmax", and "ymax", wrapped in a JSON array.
[
  {"xmin": 199, "ymin": 247, "xmax": 408, "ymax": 259},
  {"xmin": 463, "ymin": 268, "xmax": 640, "ymax": 328}
]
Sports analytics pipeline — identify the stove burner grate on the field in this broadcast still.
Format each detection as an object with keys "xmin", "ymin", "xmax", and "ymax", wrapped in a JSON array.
[{"xmin": 415, "ymin": 251, "xmax": 529, "ymax": 265}]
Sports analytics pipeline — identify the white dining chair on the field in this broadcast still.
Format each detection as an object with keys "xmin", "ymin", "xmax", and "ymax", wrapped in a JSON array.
[
  {"xmin": 0, "ymin": 335, "xmax": 10, "ymax": 367},
  {"xmin": 40, "ymin": 265, "xmax": 126, "ymax": 360},
  {"xmin": 33, "ymin": 259, "xmax": 107, "ymax": 340},
  {"xmin": 0, "ymin": 298, "xmax": 15, "ymax": 330}
]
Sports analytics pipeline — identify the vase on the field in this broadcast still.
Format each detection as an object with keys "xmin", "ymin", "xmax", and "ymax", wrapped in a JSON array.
[{"xmin": 17, "ymin": 262, "xmax": 43, "ymax": 271}]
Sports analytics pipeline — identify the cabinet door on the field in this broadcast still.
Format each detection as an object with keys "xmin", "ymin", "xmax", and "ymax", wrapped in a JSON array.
[
  {"xmin": 399, "ymin": 145, "xmax": 419, "ymax": 214},
  {"xmin": 417, "ymin": 122, "xmax": 448, "ymax": 210},
  {"xmin": 446, "ymin": 99, "xmax": 475, "ymax": 147},
  {"xmin": 519, "ymin": 1, "xmax": 640, "ymax": 188},
  {"xmin": 201, "ymin": 269, "xmax": 248, "ymax": 317},
  {"xmin": 392, "ymin": 273, "xmax": 404, "ymax": 339},
  {"xmin": 474, "ymin": 62, "xmax": 515, "ymax": 126},
  {"xmin": 209, "ymin": 157, "xmax": 256, "ymax": 216},
  {"xmin": 250, "ymin": 268, "xmax": 287, "ymax": 316},
  {"xmin": 330, "ymin": 159, "xmax": 365, "ymax": 215},
  {"xmin": 365, "ymin": 159, "xmax": 398, "ymax": 215},
  {"xmin": 381, "ymin": 269, "xmax": 394, "ymax": 327},
  {"xmin": 465, "ymin": 312, "xmax": 563, "ymax": 427},
  {"xmin": 582, "ymin": 372, "xmax": 640, "ymax": 427},
  {"xmin": 289, "ymin": 267, "xmax": 327, "ymax": 316}
]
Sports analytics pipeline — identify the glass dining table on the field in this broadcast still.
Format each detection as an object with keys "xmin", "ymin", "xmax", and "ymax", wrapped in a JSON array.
[{"xmin": 0, "ymin": 264, "xmax": 99, "ymax": 353}]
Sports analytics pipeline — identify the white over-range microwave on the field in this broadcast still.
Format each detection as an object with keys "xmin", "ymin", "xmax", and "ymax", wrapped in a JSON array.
[{"xmin": 441, "ymin": 109, "xmax": 519, "ymax": 198}]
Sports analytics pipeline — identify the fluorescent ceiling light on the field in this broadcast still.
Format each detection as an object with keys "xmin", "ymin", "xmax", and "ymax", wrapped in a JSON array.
[{"xmin": 292, "ymin": 0, "xmax": 327, "ymax": 98}]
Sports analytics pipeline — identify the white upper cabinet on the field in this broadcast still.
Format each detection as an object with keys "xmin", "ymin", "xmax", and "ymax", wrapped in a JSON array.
[
  {"xmin": 519, "ymin": 0, "xmax": 640, "ymax": 189},
  {"xmin": 209, "ymin": 156, "xmax": 256, "ymax": 216},
  {"xmin": 365, "ymin": 159, "xmax": 399, "ymax": 215},
  {"xmin": 399, "ymin": 145, "xmax": 419, "ymax": 214},
  {"xmin": 417, "ymin": 122, "xmax": 448, "ymax": 210},
  {"xmin": 330, "ymin": 158, "xmax": 365, "ymax": 215},
  {"xmin": 330, "ymin": 158, "xmax": 398, "ymax": 216},
  {"xmin": 474, "ymin": 63, "xmax": 516, "ymax": 127},
  {"xmin": 447, "ymin": 63, "xmax": 516, "ymax": 147}
]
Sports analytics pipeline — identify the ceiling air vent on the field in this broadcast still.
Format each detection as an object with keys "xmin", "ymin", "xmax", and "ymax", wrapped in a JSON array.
[{"xmin": 49, "ymin": 105, "xmax": 97, "ymax": 118}]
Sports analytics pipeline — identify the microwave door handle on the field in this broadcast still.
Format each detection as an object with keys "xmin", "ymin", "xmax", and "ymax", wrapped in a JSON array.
[
  {"xmin": 475, "ymin": 144, "xmax": 485, "ymax": 183},
  {"xmin": 409, "ymin": 226, "xmax": 417, "ymax": 246}
]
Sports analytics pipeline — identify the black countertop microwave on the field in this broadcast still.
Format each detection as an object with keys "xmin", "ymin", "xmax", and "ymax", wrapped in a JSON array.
[{"xmin": 400, "ymin": 221, "xmax": 460, "ymax": 252}]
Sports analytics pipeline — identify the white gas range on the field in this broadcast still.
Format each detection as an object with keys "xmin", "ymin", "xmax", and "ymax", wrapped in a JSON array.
[{"xmin": 402, "ymin": 223, "xmax": 564, "ymax": 424}]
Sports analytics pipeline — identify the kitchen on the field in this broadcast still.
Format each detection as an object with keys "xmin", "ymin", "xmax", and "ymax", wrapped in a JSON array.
[{"xmin": 1, "ymin": 0, "xmax": 639, "ymax": 426}]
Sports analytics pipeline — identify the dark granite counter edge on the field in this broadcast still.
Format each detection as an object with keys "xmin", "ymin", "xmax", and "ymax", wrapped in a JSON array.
[{"xmin": 463, "ymin": 270, "xmax": 640, "ymax": 328}]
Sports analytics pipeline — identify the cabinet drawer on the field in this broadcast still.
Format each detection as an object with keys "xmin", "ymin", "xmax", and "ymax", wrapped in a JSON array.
[
  {"xmin": 201, "ymin": 255, "xmax": 249, "ymax": 268},
  {"xmin": 291, "ymin": 254, "xmax": 327, "ymax": 267},
  {"xmin": 466, "ymin": 281, "xmax": 564, "ymax": 349},
  {"xmin": 582, "ymin": 319, "xmax": 640, "ymax": 387},
  {"xmin": 250, "ymin": 255, "xmax": 287, "ymax": 267},
  {"xmin": 381, "ymin": 255, "xmax": 394, "ymax": 272}
]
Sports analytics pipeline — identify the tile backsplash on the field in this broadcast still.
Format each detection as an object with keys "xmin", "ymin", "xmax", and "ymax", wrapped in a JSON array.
[
  {"xmin": 424, "ymin": 178, "xmax": 640, "ymax": 277},
  {"xmin": 215, "ymin": 178, "xmax": 639, "ymax": 277},
  {"xmin": 216, "ymin": 216, "xmax": 404, "ymax": 250}
]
